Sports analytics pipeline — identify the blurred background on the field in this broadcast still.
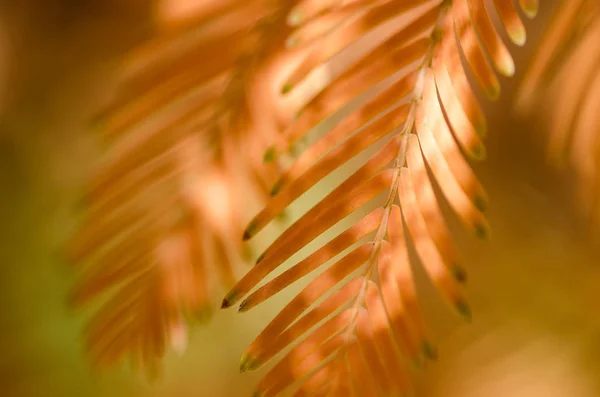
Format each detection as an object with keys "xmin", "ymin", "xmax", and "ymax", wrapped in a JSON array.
[{"xmin": 1, "ymin": 1, "xmax": 600, "ymax": 396}]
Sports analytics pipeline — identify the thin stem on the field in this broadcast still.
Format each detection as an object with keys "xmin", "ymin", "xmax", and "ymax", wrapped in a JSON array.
[{"xmin": 343, "ymin": 0, "xmax": 450, "ymax": 338}]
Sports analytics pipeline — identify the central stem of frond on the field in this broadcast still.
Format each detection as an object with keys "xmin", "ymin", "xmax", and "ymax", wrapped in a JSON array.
[{"xmin": 344, "ymin": 0, "xmax": 450, "ymax": 339}]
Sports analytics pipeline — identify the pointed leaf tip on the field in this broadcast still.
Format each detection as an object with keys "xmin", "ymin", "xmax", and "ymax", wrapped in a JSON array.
[
  {"xmin": 270, "ymin": 180, "xmax": 283, "ymax": 196},
  {"xmin": 243, "ymin": 220, "xmax": 258, "ymax": 241},
  {"xmin": 471, "ymin": 144, "xmax": 486, "ymax": 161},
  {"xmin": 486, "ymin": 83, "xmax": 501, "ymax": 100},
  {"xmin": 240, "ymin": 353, "xmax": 260, "ymax": 373},
  {"xmin": 221, "ymin": 298, "xmax": 232, "ymax": 309},
  {"xmin": 275, "ymin": 210, "xmax": 289, "ymax": 223},
  {"xmin": 452, "ymin": 265, "xmax": 468, "ymax": 284},
  {"xmin": 520, "ymin": 0, "xmax": 538, "ymax": 18},
  {"xmin": 474, "ymin": 222, "xmax": 489, "ymax": 240},
  {"xmin": 455, "ymin": 299, "xmax": 472, "ymax": 322},
  {"xmin": 287, "ymin": 9, "xmax": 302, "ymax": 26},
  {"xmin": 221, "ymin": 291, "xmax": 238, "ymax": 309},
  {"xmin": 474, "ymin": 195, "xmax": 488, "ymax": 212},
  {"xmin": 524, "ymin": 8, "xmax": 537, "ymax": 19},
  {"xmin": 263, "ymin": 146, "xmax": 276, "ymax": 163},
  {"xmin": 281, "ymin": 83, "xmax": 293, "ymax": 95},
  {"xmin": 503, "ymin": 58, "xmax": 516, "ymax": 77},
  {"xmin": 238, "ymin": 299, "xmax": 250, "ymax": 313},
  {"xmin": 510, "ymin": 26, "xmax": 527, "ymax": 47},
  {"xmin": 421, "ymin": 340, "xmax": 438, "ymax": 361}
]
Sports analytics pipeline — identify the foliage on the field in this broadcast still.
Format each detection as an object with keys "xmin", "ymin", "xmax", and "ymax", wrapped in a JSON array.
[
  {"xmin": 64, "ymin": 0, "xmax": 600, "ymax": 396},
  {"xmin": 518, "ymin": 0, "xmax": 600, "ymax": 233},
  {"xmin": 66, "ymin": 0, "xmax": 293, "ymax": 373},
  {"xmin": 223, "ymin": 0, "xmax": 534, "ymax": 395}
]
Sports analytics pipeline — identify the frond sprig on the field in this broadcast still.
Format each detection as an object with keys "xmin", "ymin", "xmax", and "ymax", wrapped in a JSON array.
[
  {"xmin": 223, "ymin": 0, "xmax": 534, "ymax": 395},
  {"xmin": 66, "ymin": 1, "xmax": 300, "ymax": 373},
  {"xmin": 517, "ymin": 0, "xmax": 600, "ymax": 234}
]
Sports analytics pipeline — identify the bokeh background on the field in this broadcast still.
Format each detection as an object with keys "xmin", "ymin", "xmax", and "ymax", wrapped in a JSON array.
[{"xmin": 1, "ymin": 1, "xmax": 600, "ymax": 396}]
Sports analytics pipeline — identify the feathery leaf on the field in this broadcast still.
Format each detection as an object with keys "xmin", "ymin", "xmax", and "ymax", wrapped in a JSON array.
[
  {"xmin": 517, "ymin": 0, "xmax": 600, "ymax": 235},
  {"xmin": 225, "ymin": 0, "xmax": 532, "ymax": 395},
  {"xmin": 66, "ymin": 1, "xmax": 299, "ymax": 372}
]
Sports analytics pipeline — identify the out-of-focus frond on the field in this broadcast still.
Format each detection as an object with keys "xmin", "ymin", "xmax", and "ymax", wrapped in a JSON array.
[
  {"xmin": 65, "ymin": 0, "xmax": 298, "ymax": 374},
  {"xmin": 223, "ymin": 0, "xmax": 535, "ymax": 395},
  {"xmin": 517, "ymin": 0, "xmax": 600, "ymax": 235}
]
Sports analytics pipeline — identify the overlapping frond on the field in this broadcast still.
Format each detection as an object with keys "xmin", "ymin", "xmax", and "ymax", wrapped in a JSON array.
[
  {"xmin": 65, "ymin": 1, "xmax": 298, "ymax": 373},
  {"xmin": 518, "ymin": 0, "xmax": 600, "ymax": 234},
  {"xmin": 223, "ymin": 0, "xmax": 535, "ymax": 395}
]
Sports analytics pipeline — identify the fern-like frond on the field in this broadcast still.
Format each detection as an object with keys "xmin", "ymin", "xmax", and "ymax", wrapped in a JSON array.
[
  {"xmin": 517, "ymin": 0, "xmax": 600, "ymax": 233},
  {"xmin": 65, "ymin": 1, "xmax": 297, "ymax": 373},
  {"xmin": 224, "ymin": 0, "xmax": 534, "ymax": 395}
]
